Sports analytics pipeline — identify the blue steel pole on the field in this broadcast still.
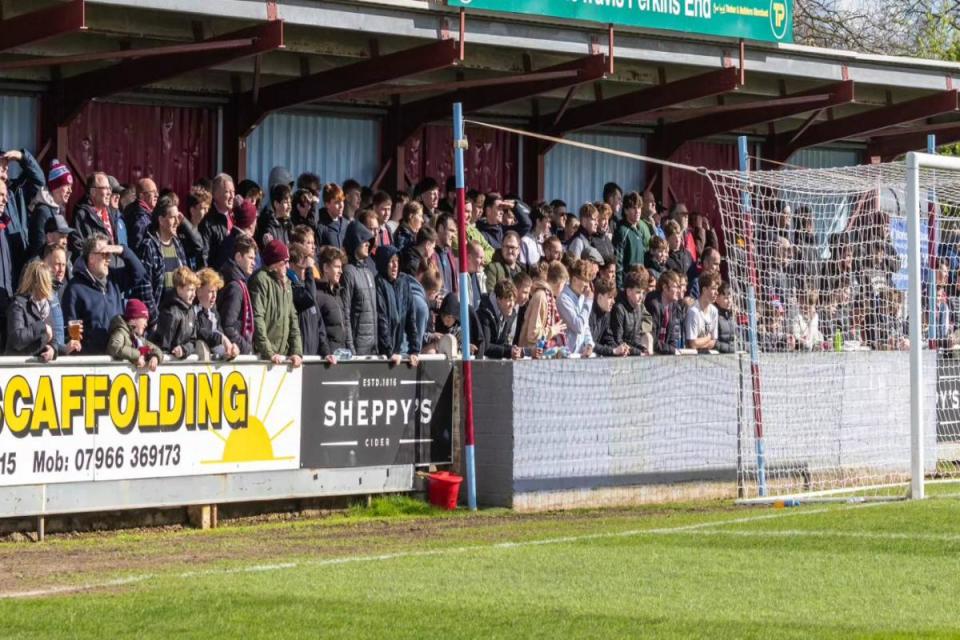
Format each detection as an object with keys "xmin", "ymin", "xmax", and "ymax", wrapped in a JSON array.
[
  {"xmin": 739, "ymin": 136, "xmax": 767, "ymax": 497},
  {"xmin": 453, "ymin": 103, "xmax": 477, "ymax": 510},
  {"xmin": 927, "ymin": 134, "xmax": 938, "ymax": 347}
]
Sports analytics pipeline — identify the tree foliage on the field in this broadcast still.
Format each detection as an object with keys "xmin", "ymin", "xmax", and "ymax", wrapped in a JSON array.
[{"xmin": 794, "ymin": 0, "xmax": 960, "ymax": 60}]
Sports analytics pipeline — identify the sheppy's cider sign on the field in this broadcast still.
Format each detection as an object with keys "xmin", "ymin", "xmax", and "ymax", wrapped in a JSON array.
[
  {"xmin": 448, "ymin": 0, "xmax": 793, "ymax": 44},
  {"xmin": 0, "ymin": 364, "xmax": 302, "ymax": 486}
]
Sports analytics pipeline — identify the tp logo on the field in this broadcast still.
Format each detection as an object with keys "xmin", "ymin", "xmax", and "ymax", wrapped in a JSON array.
[{"xmin": 770, "ymin": 0, "xmax": 789, "ymax": 41}]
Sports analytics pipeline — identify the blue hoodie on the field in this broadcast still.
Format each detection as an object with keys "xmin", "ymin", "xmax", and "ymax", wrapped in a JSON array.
[{"xmin": 374, "ymin": 245, "xmax": 421, "ymax": 356}]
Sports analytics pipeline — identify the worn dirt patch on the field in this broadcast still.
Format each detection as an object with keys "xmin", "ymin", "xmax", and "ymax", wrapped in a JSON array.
[{"xmin": 0, "ymin": 504, "xmax": 737, "ymax": 597}]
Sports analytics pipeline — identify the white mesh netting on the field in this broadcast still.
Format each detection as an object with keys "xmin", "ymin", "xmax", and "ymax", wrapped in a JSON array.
[{"xmin": 709, "ymin": 161, "xmax": 956, "ymax": 499}]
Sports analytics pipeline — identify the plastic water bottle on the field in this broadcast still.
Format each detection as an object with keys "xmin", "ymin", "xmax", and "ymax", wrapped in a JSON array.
[{"xmin": 833, "ymin": 328, "xmax": 843, "ymax": 352}]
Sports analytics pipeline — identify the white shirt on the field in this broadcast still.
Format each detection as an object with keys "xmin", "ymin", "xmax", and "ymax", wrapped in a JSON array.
[
  {"xmin": 520, "ymin": 233, "xmax": 543, "ymax": 268},
  {"xmin": 685, "ymin": 303, "xmax": 719, "ymax": 344}
]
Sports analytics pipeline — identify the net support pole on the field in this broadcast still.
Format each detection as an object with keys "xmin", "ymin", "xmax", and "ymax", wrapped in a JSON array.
[
  {"xmin": 927, "ymin": 135, "xmax": 938, "ymax": 347},
  {"xmin": 453, "ymin": 102, "xmax": 478, "ymax": 510},
  {"xmin": 738, "ymin": 135, "xmax": 767, "ymax": 497},
  {"xmin": 906, "ymin": 151, "xmax": 925, "ymax": 500}
]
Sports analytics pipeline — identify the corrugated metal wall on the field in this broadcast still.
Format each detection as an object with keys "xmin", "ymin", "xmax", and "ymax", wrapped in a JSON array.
[
  {"xmin": 246, "ymin": 112, "xmax": 379, "ymax": 188},
  {"xmin": 787, "ymin": 147, "xmax": 862, "ymax": 169},
  {"xmin": 0, "ymin": 95, "xmax": 37, "ymax": 178},
  {"xmin": 405, "ymin": 124, "xmax": 518, "ymax": 195},
  {"xmin": 543, "ymin": 132, "xmax": 646, "ymax": 207},
  {"xmin": 69, "ymin": 101, "xmax": 216, "ymax": 200}
]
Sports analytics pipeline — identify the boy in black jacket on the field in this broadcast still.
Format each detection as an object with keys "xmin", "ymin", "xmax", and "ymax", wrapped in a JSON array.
[
  {"xmin": 194, "ymin": 267, "xmax": 239, "ymax": 360},
  {"xmin": 154, "ymin": 266, "xmax": 202, "ymax": 359},
  {"xmin": 611, "ymin": 271, "xmax": 653, "ymax": 355},
  {"xmin": 644, "ymin": 269, "xmax": 686, "ymax": 354},
  {"xmin": 477, "ymin": 279, "xmax": 522, "ymax": 359},
  {"xmin": 590, "ymin": 278, "xmax": 630, "ymax": 357}
]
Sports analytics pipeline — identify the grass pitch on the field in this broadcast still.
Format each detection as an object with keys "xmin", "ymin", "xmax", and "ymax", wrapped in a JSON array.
[{"xmin": 2, "ymin": 495, "xmax": 960, "ymax": 639}]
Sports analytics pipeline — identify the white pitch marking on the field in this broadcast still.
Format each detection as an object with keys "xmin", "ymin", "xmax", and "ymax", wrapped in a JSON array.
[{"xmin": 0, "ymin": 501, "xmax": 905, "ymax": 600}]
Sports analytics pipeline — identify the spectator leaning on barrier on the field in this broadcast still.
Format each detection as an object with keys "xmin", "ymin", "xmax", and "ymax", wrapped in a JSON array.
[
  {"xmin": 645, "ymin": 270, "xmax": 685, "ymax": 355},
  {"xmin": 29, "ymin": 159, "xmax": 73, "ymax": 258},
  {"xmin": 374, "ymin": 245, "xmax": 420, "ymax": 364},
  {"xmin": 517, "ymin": 261, "xmax": 568, "ymax": 352},
  {"xmin": 200, "ymin": 173, "xmax": 236, "ymax": 264},
  {"xmin": 611, "ymin": 270, "xmax": 653, "ymax": 356},
  {"xmin": 288, "ymin": 242, "xmax": 320, "ymax": 357},
  {"xmin": 62, "ymin": 233, "xmax": 146, "ymax": 354},
  {"xmin": 715, "ymin": 281, "xmax": 736, "ymax": 354},
  {"xmin": 137, "ymin": 196, "xmax": 188, "ymax": 325},
  {"xmin": 340, "ymin": 220, "xmax": 378, "ymax": 356},
  {"xmin": 194, "ymin": 267, "xmax": 239, "ymax": 360},
  {"xmin": 685, "ymin": 271, "xmax": 719, "ymax": 352},
  {"xmin": 154, "ymin": 266, "xmax": 202, "ymax": 360},
  {"xmin": 43, "ymin": 244, "xmax": 71, "ymax": 351},
  {"xmin": 613, "ymin": 191, "xmax": 646, "ymax": 288},
  {"xmin": 590, "ymin": 277, "xmax": 628, "ymax": 357},
  {"xmin": 478, "ymin": 278, "xmax": 522, "ymax": 360},
  {"xmin": 7, "ymin": 261, "xmax": 63, "ymax": 361},
  {"xmin": 217, "ymin": 234, "xmax": 257, "ymax": 355},
  {"xmin": 249, "ymin": 240, "xmax": 303, "ymax": 367},
  {"xmin": 316, "ymin": 246, "xmax": 352, "ymax": 359},
  {"xmin": 123, "ymin": 178, "xmax": 159, "ymax": 251},
  {"xmin": 557, "ymin": 259, "xmax": 595, "ymax": 357},
  {"xmin": 107, "ymin": 298, "xmax": 162, "ymax": 370}
]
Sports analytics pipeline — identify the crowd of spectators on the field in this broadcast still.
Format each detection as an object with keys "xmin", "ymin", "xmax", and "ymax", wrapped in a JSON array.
[{"xmin": 0, "ymin": 145, "xmax": 915, "ymax": 368}]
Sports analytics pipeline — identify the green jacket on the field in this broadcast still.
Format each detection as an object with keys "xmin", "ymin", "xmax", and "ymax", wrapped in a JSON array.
[
  {"xmin": 484, "ymin": 252, "xmax": 522, "ymax": 291},
  {"xmin": 106, "ymin": 315, "xmax": 163, "ymax": 365},
  {"xmin": 249, "ymin": 268, "xmax": 303, "ymax": 359},
  {"xmin": 613, "ymin": 220, "xmax": 647, "ymax": 287},
  {"xmin": 451, "ymin": 223, "xmax": 495, "ymax": 265}
]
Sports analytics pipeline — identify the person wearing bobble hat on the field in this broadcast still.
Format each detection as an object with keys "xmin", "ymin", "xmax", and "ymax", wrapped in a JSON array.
[
  {"xmin": 28, "ymin": 159, "xmax": 73, "ymax": 259},
  {"xmin": 107, "ymin": 298, "xmax": 163, "ymax": 370},
  {"xmin": 248, "ymin": 240, "xmax": 303, "ymax": 367}
]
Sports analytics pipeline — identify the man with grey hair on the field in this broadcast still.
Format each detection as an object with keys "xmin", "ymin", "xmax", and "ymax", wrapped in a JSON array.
[
  {"xmin": 123, "ymin": 177, "xmax": 159, "ymax": 250},
  {"xmin": 62, "ymin": 232, "xmax": 147, "ymax": 354},
  {"xmin": 200, "ymin": 173, "xmax": 236, "ymax": 265},
  {"xmin": 72, "ymin": 172, "xmax": 122, "ymax": 252}
]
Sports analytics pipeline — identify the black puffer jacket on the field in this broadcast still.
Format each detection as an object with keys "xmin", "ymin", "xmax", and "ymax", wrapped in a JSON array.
[
  {"xmin": 5, "ymin": 294, "xmax": 54, "ymax": 357},
  {"xmin": 178, "ymin": 217, "xmax": 207, "ymax": 269},
  {"xmin": 153, "ymin": 289, "xmax": 198, "ymax": 357},
  {"xmin": 291, "ymin": 273, "xmax": 319, "ymax": 356},
  {"xmin": 316, "ymin": 280, "xmax": 353, "ymax": 355},
  {"xmin": 477, "ymin": 292, "xmax": 516, "ymax": 359},
  {"xmin": 611, "ymin": 292, "xmax": 652, "ymax": 356},
  {"xmin": 340, "ymin": 221, "xmax": 378, "ymax": 355},
  {"xmin": 589, "ymin": 303, "xmax": 617, "ymax": 357},
  {"xmin": 717, "ymin": 306, "xmax": 737, "ymax": 354},
  {"xmin": 199, "ymin": 207, "xmax": 231, "ymax": 267}
]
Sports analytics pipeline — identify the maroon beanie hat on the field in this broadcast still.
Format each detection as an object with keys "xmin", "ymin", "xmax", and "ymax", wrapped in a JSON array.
[
  {"xmin": 234, "ymin": 201, "xmax": 258, "ymax": 229},
  {"xmin": 261, "ymin": 240, "xmax": 290, "ymax": 266},
  {"xmin": 124, "ymin": 298, "xmax": 150, "ymax": 322}
]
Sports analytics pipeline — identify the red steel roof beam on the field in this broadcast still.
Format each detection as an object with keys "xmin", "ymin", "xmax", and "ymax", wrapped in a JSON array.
[
  {"xmin": 397, "ymin": 53, "xmax": 609, "ymax": 142},
  {"xmin": 651, "ymin": 79, "xmax": 854, "ymax": 160},
  {"xmin": 769, "ymin": 89, "xmax": 960, "ymax": 161},
  {"xmin": 545, "ymin": 65, "xmax": 741, "ymax": 137},
  {"xmin": 867, "ymin": 123, "xmax": 960, "ymax": 161},
  {"xmin": 55, "ymin": 20, "xmax": 284, "ymax": 126},
  {"xmin": 0, "ymin": 0, "xmax": 86, "ymax": 53},
  {"xmin": 239, "ymin": 38, "xmax": 461, "ymax": 135}
]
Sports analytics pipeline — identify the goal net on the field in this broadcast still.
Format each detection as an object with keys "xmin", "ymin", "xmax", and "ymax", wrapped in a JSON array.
[{"xmin": 709, "ymin": 157, "xmax": 960, "ymax": 501}]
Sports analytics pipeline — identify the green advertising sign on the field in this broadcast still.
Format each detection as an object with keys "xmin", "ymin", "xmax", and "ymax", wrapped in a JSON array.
[{"xmin": 448, "ymin": 0, "xmax": 793, "ymax": 44}]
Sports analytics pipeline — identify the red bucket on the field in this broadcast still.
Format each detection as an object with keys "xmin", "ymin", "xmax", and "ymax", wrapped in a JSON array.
[{"xmin": 427, "ymin": 472, "xmax": 463, "ymax": 510}]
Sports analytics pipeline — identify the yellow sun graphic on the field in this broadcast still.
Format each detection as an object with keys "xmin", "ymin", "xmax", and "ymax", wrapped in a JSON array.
[{"xmin": 202, "ymin": 365, "xmax": 296, "ymax": 465}]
